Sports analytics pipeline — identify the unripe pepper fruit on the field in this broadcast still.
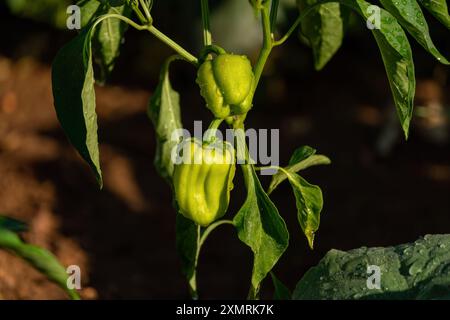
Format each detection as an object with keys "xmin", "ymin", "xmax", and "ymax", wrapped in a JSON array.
[
  {"xmin": 173, "ymin": 138, "xmax": 236, "ymax": 226},
  {"xmin": 196, "ymin": 54, "xmax": 254, "ymax": 119}
]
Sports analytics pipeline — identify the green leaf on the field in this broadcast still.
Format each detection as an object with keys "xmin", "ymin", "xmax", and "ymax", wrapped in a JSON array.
[
  {"xmin": 233, "ymin": 165, "xmax": 289, "ymax": 297},
  {"xmin": 288, "ymin": 145, "xmax": 316, "ymax": 166},
  {"xmin": 270, "ymin": 272, "xmax": 292, "ymax": 300},
  {"xmin": 147, "ymin": 58, "xmax": 183, "ymax": 181},
  {"xmin": 298, "ymin": 0, "xmax": 415, "ymax": 138},
  {"xmin": 298, "ymin": 1, "xmax": 350, "ymax": 70},
  {"xmin": 363, "ymin": 3, "xmax": 416, "ymax": 139},
  {"xmin": 270, "ymin": 0, "xmax": 280, "ymax": 32},
  {"xmin": 380, "ymin": 0, "xmax": 449, "ymax": 64},
  {"xmin": 367, "ymin": 6, "xmax": 416, "ymax": 139},
  {"xmin": 293, "ymin": 234, "xmax": 450, "ymax": 300},
  {"xmin": 175, "ymin": 212, "xmax": 199, "ymax": 298},
  {"xmin": 79, "ymin": 0, "xmax": 131, "ymax": 82},
  {"xmin": 52, "ymin": 27, "xmax": 102, "ymax": 187},
  {"xmin": 268, "ymin": 146, "xmax": 330, "ymax": 194},
  {"xmin": 0, "ymin": 215, "xmax": 27, "ymax": 232},
  {"xmin": 77, "ymin": 0, "xmax": 103, "ymax": 28},
  {"xmin": 285, "ymin": 171, "xmax": 323, "ymax": 249},
  {"xmin": 0, "ymin": 228, "xmax": 80, "ymax": 300},
  {"xmin": 417, "ymin": 0, "xmax": 450, "ymax": 29},
  {"xmin": 93, "ymin": 4, "xmax": 131, "ymax": 82}
]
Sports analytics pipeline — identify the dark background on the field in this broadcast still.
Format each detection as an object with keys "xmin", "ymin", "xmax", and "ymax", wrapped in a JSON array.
[{"xmin": 0, "ymin": 0, "xmax": 449, "ymax": 299}]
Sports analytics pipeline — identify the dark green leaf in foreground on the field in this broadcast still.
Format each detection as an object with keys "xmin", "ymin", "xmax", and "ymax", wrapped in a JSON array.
[
  {"xmin": 52, "ymin": 27, "xmax": 102, "ymax": 186},
  {"xmin": 147, "ymin": 57, "xmax": 183, "ymax": 181},
  {"xmin": 298, "ymin": 0, "xmax": 350, "ymax": 70},
  {"xmin": 233, "ymin": 165, "xmax": 289, "ymax": 298},
  {"xmin": 417, "ymin": 0, "xmax": 450, "ymax": 29},
  {"xmin": 380, "ymin": 0, "xmax": 449, "ymax": 64},
  {"xmin": 293, "ymin": 234, "xmax": 450, "ymax": 299},
  {"xmin": 0, "ymin": 228, "xmax": 79, "ymax": 300}
]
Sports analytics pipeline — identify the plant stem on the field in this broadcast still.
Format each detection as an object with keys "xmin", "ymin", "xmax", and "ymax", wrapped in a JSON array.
[
  {"xmin": 93, "ymin": 14, "xmax": 148, "ymax": 31},
  {"xmin": 204, "ymin": 118, "xmax": 224, "ymax": 143},
  {"xmin": 147, "ymin": 25, "xmax": 199, "ymax": 66},
  {"xmin": 127, "ymin": 1, "xmax": 198, "ymax": 65},
  {"xmin": 190, "ymin": 225, "xmax": 201, "ymax": 300},
  {"xmin": 199, "ymin": 45, "xmax": 226, "ymax": 63},
  {"xmin": 253, "ymin": 4, "xmax": 273, "ymax": 90},
  {"xmin": 273, "ymin": 3, "xmax": 320, "ymax": 47},
  {"xmin": 237, "ymin": 3, "xmax": 272, "ymax": 128},
  {"xmin": 255, "ymin": 165, "xmax": 282, "ymax": 172},
  {"xmin": 231, "ymin": 125, "xmax": 260, "ymax": 299},
  {"xmin": 191, "ymin": 220, "xmax": 234, "ymax": 299},
  {"xmin": 199, "ymin": 220, "xmax": 234, "ymax": 247},
  {"xmin": 129, "ymin": 0, "xmax": 148, "ymax": 24},
  {"xmin": 208, "ymin": 118, "xmax": 224, "ymax": 131},
  {"xmin": 201, "ymin": 0, "xmax": 212, "ymax": 46},
  {"xmin": 139, "ymin": 0, "xmax": 152, "ymax": 22},
  {"xmin": 93, "ymin": 14, "xmax": 198, "ymax": 66}
]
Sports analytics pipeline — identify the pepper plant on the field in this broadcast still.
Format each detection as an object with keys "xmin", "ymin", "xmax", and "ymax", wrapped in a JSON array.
[{"xmin": 51, "ymin": 0, "xmax": 449, "ymax": 299}]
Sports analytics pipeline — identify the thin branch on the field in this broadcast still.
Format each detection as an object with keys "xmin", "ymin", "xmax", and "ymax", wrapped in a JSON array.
[
  {"xmin": 253, "ymin": 5, "xmax": 273, "ymax": 89},
  {"xmin": 273, "ymin": 2, "xmax": 321, "ymax": 47},
  {"xmin": 201, "ymin": 0, "xmax": 212, "ymax": 46}
]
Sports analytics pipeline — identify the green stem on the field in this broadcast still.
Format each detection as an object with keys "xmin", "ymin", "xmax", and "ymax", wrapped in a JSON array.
[
  {"xmin": 232, "ymin": 125, "xmax": 259, "ymax": 299},
  {"xmin": 139, "ymin": 0, "xmax": 152, "ymax": 22},
  {"xmin": 273, "ymin": 3, "xmax": 321, "ymax": 47},
  {"xmin": 190, "ymin": 225, "xmax": 201, "ymax": 300},
  {"xmin": 208, "ymin": 118, "xmax": 224, "ymax": 131},
  {"xmin": 192, "ymin": 220, "xmax": 234, "ymax": 299},
  {"xmin": 256, "ymin": 166, "xmax": 291, "ymax": 195},
  {"xmin": 253, "ymin": 4, "xmax": 273, "ymax": 90},
  {"xmin": 201, "ymin": 0, "xmax": 212, "ymax": 46},
  {"xmin": 147, "ymin": 25, "xmax": 199, "ymax": 66},
  {"xmin": 199, "ymin": 220, "xmax": 234, "ymax": 247},
  {"xmin": 233, "ymin": 124, "xmax": 249, "ymax": 164},
  {"xmin": 232, "ymin": 123, "xmax": 254, "ymax": 190},
  {"xmin": 93, "ymin": 14, "xmax": 148, "ymax": 31},
  {"xmin": 92, "ymin": 14, "xmax": 198, "ymax": 65},
  {"xmin": 204, "ymin": 118, "xmax": 224, "ymax": 143},
  {"xmin": 256, "ymin": 165, "xmax": 285, "ymax": 180},
  {"xmin": 129, "ymin": 0, "xmax": 148, "ymax": 24},
  {"xmin": 235, "ymin": 3, "xmax": 272, "ymax": 124},
  {"xmin": 255, "ymin": 165, "xmax": 283, "ymax": 172},
  {"xmin": 199, "ymin": 44, "xmax": 227, "ymax": 62}
]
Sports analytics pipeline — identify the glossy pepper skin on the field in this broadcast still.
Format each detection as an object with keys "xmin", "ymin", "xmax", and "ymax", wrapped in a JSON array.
[
  {"xmin": 173, "ymin": 138, "xmax": 236, "ymax": 226},
  {"xmin": 196, "ymin": 54, "xmax": 254, "ymax": 119}
]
